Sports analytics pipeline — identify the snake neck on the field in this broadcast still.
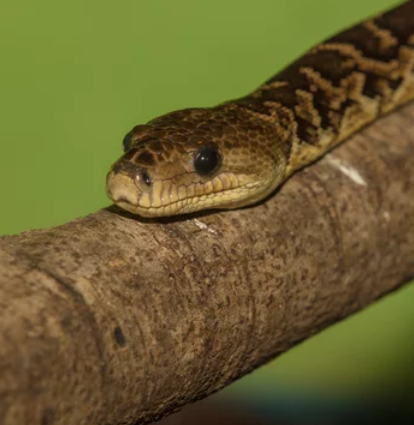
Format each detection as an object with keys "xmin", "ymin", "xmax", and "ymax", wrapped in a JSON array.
[{"xmin": 228, "ymin": 0, "xmax": 414, "ymax": 175}]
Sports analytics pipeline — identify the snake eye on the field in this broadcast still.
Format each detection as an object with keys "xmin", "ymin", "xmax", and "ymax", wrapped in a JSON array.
[
  {"xmin": 194, "ymin": 146, "xmax": 221, "ymax": 176},
  {"xmin": 122, "ymin": 131, "xmax": 133, "ymax": 152}
]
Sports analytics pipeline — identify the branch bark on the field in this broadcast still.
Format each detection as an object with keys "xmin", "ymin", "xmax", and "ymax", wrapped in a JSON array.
[{"xmin": 1, "ymin": 103, "xmax": 414, "ymax": 425}]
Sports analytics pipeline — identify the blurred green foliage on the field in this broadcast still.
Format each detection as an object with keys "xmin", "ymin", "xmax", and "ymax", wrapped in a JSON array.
[{"xmin": 1, "ymin": 0, "xmax": 412, "ymax": 400}]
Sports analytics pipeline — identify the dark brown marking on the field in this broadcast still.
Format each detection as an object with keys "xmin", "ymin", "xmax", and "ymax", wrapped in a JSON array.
[
  {"xmin": 136, "ymin": 151, "xmax": 155, "ymax": 166},
  {"xmin": 374, "ymin": 2, "xmax": 414, "ymax": 45},
  {"xmin": 114, "ymin": 326, "xmax": 127, "ymax": 347}
]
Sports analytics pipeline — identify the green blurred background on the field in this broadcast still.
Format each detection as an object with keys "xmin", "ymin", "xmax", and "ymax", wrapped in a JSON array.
[{"xmin": 1, "ymin": 0, "xmax": 413, "ymax": 420}]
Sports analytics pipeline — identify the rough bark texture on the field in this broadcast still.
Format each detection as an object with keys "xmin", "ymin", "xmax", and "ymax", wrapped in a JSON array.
[{"xmin": 0, "ymin": 102, "xmax": 414, "ymax": 425}]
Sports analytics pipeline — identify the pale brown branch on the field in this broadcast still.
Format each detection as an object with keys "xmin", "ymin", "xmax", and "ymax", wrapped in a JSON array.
[{"xmin": 1, "ymin": 103, "xmax": 414, "ymax": 425}]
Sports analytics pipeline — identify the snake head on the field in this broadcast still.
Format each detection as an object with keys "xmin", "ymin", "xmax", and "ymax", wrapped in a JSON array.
[{"xmin": 106, "ymin": 107, "xmax": 287, "ymax": 217}]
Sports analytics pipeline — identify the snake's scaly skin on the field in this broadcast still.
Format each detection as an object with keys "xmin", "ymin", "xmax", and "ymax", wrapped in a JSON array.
[{"xmin": 107, "ymin": 1, "xmax": 414, "ymax": 217}]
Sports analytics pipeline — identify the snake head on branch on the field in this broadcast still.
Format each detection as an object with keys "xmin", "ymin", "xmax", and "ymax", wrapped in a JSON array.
[
  {"xmin": 106, "ymin": 106, "xmax": 289, "ymax": 217},
  {"xmin": 106, "ymin": 0, "xmax": 414, "ymax": 218}
]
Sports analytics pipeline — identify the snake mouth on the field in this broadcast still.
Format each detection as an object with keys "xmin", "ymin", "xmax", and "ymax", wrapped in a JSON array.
[
  {"xmin": 106, "ymin": 169, "xmax": 264, "ymax": 217},
  {"xmin": 110, "ymin": 188, "xmax": 251, "ymax": 217}
]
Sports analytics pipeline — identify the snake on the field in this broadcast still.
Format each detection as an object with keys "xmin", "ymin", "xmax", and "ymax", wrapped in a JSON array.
[{"xmin": 106, "ymin": 0, "xmax": 414, "ymax": 218}]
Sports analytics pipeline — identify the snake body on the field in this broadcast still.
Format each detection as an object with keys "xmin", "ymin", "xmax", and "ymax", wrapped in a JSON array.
[{"xmin": 107, "ymin": 1, "xmax": 414, "ymax": 217}]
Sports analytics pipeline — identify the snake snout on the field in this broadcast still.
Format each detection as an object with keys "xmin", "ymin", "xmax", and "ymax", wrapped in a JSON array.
[{"xmin": 106, "ymin": 159, "xmax": 152, "ymax": 209}]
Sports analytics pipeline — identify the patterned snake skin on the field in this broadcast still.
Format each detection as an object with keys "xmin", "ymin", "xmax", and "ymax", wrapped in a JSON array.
[{"xmin": 107, "ymin": 1, "xmax": 414, "ymax": 217}]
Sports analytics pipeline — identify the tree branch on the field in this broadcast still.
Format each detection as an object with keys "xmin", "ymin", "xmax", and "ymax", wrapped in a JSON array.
[{"xmin": 1, "ymin": 102, "xmax": 414, "ymax": 425}]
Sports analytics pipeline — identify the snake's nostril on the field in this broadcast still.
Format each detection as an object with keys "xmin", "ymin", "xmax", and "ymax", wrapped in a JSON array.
[
  {"xmin": 135, "ymin": 169, "xmax": 152, "ymax": 191},
  {"xmin": 142, "ymin": 171, "xmax": 151, "ymax": 186}
]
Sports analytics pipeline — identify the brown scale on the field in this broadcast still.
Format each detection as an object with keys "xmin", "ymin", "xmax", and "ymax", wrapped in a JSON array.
[{"xmin": 106, "ymin": 0, "xmax": 414, "ymax": 217}]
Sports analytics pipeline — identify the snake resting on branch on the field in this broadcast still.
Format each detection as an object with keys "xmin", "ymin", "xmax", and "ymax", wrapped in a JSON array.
[{"xmin": 106, "ymin": 0, "xmax": 414, "ymax": 218}]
